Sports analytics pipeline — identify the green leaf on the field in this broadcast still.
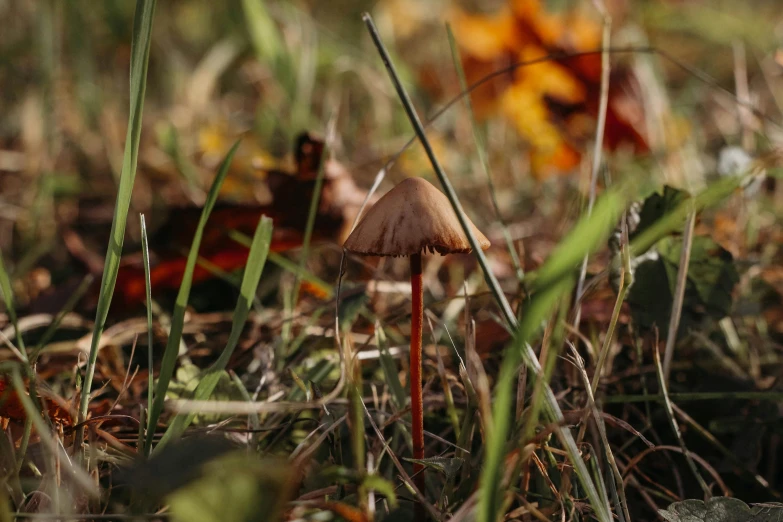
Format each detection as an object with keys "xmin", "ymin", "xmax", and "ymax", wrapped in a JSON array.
[
  {"xmin": 659, "ymin": 236, "xmax": 739, "ymax": 318},
  {"xmin": 166, "ymin": 452, "xmax": 293, "ymax": 522},
  {"xmin": 122, "ymin": 436, "xmax": 237, "ymax": 501},
  {"xmin": 631, "ymin": 185, "xmax": 691, "ymax": 244},
  {"xmin": 626, "ymin": 236, "xmax": 739, "ymax": 337},
  {"xmin": 659, "ymin": 497, "xmax": 783, "ymax": 522}
]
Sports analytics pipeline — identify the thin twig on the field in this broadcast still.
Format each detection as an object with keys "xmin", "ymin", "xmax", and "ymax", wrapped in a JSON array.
[
  {"xmin": 573, "ymin": 5, "xmax": 611, "ymax": 328},
  {"xmin": 567, "ymin": 343, "xmax": 630, "ymax": 522},
  {"xmin": 653, "ymin": 347, "xmax": 713, "ymax": 496},
  {"xmin": 662, "ymin": 210, "xmax": 696, "ymax": 382},
  {"xmin": 361, "ymin": 399, "xmax": 441, "ymax": 520}
]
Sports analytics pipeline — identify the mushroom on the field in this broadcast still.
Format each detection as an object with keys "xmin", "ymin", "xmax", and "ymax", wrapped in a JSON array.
[{"xmin": 343, "ymin": 177, "xmax": 489, "ymax": 512}]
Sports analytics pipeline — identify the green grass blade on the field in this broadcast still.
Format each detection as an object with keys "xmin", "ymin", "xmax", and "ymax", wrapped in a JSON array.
[
  {"xmin": 227, "ymin": 231, "xmax": 333, "ymax": 299},
  {"xmin": 241, "ymin": 0, "xmax": 284, "ymax": 66},
  {"xmin": 140, "ymin": 213, "xmax": 154, "ymax": 456},
  {"xmin": 241, "ymin": 0, "xmax": 294, "ymax": 95},
  {"xmin": 0, "ymin": 251, "xmax": 26, "ymax": 359},
  {"xmin": 445, "ymin": 23, "xmax": 523, "ymax": 281},
  {"xmin": 154, "ymin": 215, "xmax": 273, "ymax": 452},
  {"xmin": 530, "ymin": 187, "xmax": 626, "ymax": 292},
  {"xmin": 77, "ymin": 0, "xmax": 157, "ymax": 443},
  {"xmin": 144, "ymin": 140, "xmax": 242, "ymax": 453},
  {"xmin": 479, "ymin": 276, "xmax": 574, "ymax": 522}
]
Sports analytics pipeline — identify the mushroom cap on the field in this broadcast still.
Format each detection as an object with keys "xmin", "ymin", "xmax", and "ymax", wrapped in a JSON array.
[{"xmin": 343, "ymin": 177, "xmax": 491, "ymax": 256}]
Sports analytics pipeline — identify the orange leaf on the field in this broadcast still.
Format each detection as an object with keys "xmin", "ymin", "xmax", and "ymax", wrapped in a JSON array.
[
  {"xmin": 319, "ymin": 501, "xmax": 369, "ymax": 522},
  {"xmin": 0, "ymin": 377, "xmax": 73, "ymax": 426},
  {"xmin": 448, "ymin": 0, "xmax": 649, "ymax": 179}
]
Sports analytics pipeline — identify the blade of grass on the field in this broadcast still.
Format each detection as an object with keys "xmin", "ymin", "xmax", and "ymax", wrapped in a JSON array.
[
  {"xmin": 241, "ymin": 0, "xmax": 293, "ymax": 94},
  {"xmin": 484, "ymin": 276, "xmax": 573, "ymax": 522},
  {"xmin": 227, "ymin": 231, "xmax": 333, "ymax": 299},
  {"xmin": 154, "ymin": 215, "xmax": 273, "ymax": 452},
  {"xmin": 144, "ymin": 140, "xmax": 242, "ymax": 454},
  {"xmin": 0, "ymin": 251, "xmax": 26, "ymax": 359},
  {"xmin": 76, "ymin": 0, "xmax": 157, "ymax": 448},
  {"xmin": 0, "ymin": 249, "xmax": 37, "ymax": 468},
  {"xmin": 140, "ymin": 214, "xmax": 154, "ymax": 456},
  {"xmin": 231, "ymin": 371, "xmax": 261, "ymax": 432},
  {"xmin": 445, "ymin": 24, "xmax": 523, "ymax": 281},
  {"xmin": 0, "ymin": 251, "xmax": 36, "ymax": 469},
  {"xmin": 362, "ymin": 13, "xmax": 615, "ymax": 522},
  {"xmin": 349, "ymin": 357, "xmax": 366, "ymax": 477},
  {"xmin": 529, "ymin": 189, "xmax": 626, "ymax": 293}
]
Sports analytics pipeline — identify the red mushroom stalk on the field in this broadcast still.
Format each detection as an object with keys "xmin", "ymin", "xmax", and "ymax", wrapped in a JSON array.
[{"xmin": 344, "ymin": 177, "xmax": 490, "ymax": 520}]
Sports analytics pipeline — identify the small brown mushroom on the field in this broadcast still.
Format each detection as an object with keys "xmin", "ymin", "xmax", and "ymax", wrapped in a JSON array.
[{"xmin": 344, "ymin": 177, "xmax": 489, "ymax": 513}]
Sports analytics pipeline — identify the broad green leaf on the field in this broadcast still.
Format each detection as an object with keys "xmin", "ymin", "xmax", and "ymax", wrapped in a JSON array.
[
  {"xmin": 167, "ymin": 452, "xmax": 293, "ymax": 522},
  {"xmin": 626, "ymin": 236, "xmax": 738, "ymax": 337},
  {"xmin": 122, "ymin": 436, "xmax": 237, "ymax": 501},
  {"xmin": 631, "ymin": 185, "xmax": 691, "ymax": 244}
]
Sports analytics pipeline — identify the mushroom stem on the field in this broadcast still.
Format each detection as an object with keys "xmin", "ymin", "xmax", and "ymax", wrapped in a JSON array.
[{"xmin": 410, "ymin": 252, "xmax": 425, "ymax": 517}]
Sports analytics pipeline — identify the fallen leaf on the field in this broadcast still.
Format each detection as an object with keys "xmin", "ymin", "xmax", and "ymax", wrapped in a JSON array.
[
  {"xmin": 106, "ymin": 132, "xmax": 373, "ymax": 309},
  {"xmin": 0, "ymin": 376, "xmax": 73, "ymax": 427},
  {"xmin": 449, "ymin": 0, "xmax": 649, "ymax": 178}
]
